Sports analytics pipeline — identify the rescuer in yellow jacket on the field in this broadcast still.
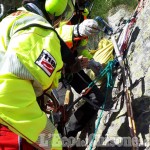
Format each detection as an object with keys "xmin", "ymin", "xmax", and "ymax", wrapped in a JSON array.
[{"xmin": 0, "ymin": 0, "xmax": 79, "ymax": 149}]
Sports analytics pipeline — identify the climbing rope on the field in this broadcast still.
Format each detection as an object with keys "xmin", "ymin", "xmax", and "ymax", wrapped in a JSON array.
[
  {"xmin": 88, "ymin": 61, "xmax": 114, "ymax": 89},
  {"xmin": 66, "ymin": 60, "xmax": 115, "ymax": 112},
  {"xmin": 89, "ymin": 60, "xmax": 115, "ymax": 150},
  {"xmin": 89, "ymin": 1, "xmax": 147, "ymax": 149}
]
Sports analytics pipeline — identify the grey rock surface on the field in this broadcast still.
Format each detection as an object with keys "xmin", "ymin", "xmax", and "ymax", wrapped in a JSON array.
[{"xmin": 77, "ymin": 1, "xmax": 150, "ymax": 150}]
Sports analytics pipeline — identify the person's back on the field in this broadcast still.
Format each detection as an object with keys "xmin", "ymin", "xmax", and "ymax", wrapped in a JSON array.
[{"xmin": 0, "ymin": 0, "xmax": 76, "ymax": 149}]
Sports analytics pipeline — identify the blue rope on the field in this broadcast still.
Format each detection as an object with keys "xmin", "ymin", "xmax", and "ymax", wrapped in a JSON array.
[{"xmin": 89, "ymin": 60, "xmax": 115, "ymax": 150}]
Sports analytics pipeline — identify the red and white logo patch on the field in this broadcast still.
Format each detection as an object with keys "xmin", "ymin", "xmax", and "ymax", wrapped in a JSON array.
[{"xmin": 35, "ymin": 50, "xmax": 56, "ymax": 77}]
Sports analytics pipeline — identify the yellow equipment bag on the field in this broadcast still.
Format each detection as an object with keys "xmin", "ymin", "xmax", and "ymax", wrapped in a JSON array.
[{"xmin": 87, "ymin": 38, "xmax": 114, "ymax": 81}]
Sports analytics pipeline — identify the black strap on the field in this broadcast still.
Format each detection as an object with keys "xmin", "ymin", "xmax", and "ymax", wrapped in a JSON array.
[
  {"xmin": 23, "ymin": 3, "xmax": 40, "ymax": 15},
  {"xmin": 77, "ymin": 23, "xmax": 81, "ymax": 37}
]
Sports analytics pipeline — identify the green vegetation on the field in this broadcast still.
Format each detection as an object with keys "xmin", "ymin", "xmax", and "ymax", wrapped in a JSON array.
[
  {"xmin": 90, "ymin": 0, "xmax": 138, "ymax": 19},
  {"xmin": 1, "ymin": 0, "xmax": 138, "ymax": 21}
]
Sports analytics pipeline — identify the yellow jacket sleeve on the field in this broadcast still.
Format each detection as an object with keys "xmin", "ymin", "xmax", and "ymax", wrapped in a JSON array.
[
  {"xmin": 9, "ymin": 27, "xmax": 63, "ymax": 90},
  {"xmin": 77, "ymin": 39, "xmax": 93, "ymax": 59},
  {"xmin": 56, "ymin": 24, "xmax": 93, "ymax": 59},
  {"xmin": 56, "ymin": 24, "xmax": 74, "ymax": 43}
]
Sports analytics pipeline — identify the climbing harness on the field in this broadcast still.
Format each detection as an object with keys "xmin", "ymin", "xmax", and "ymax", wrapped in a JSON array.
[
  {"xmin": 45, "ymin": 59, "xmax": 115, "ymax": 118},
  {"xmin": 66, "ymin": 61, "xmax": 115, "ymax": 112}
]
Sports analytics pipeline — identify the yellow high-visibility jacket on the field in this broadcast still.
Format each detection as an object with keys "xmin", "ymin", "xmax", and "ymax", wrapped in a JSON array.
[
  {"xmin": 56, "ymin": 18, "xmax": 93, "ymax": 60},
  {"xmin": 0, "ymin": 7, "xmax": 62, "ymax": 149}
]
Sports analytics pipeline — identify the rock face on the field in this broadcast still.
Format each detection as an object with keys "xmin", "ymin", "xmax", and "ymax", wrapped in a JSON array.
[{"xmin": 77, "ymin": 1, "xmax": 150, "ymax": 150}]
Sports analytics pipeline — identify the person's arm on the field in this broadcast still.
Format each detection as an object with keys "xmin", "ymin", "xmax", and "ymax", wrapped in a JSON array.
[
  {"xmin": 6, "ymin": 19, "xmax": 63, "ymax": 149},
  {"xmin": 56, "ymin": 25, "xmax": 74, "ymax": 43}
]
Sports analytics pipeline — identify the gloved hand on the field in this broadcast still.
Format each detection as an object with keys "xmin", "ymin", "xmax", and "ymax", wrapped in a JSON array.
[
  {"xmin": 73, "ymin": 19, "xmax": 100, "ymax": 37},
  {"xmin": 88, "ymin": 59, "xmax": 102, "ymax": 76}
]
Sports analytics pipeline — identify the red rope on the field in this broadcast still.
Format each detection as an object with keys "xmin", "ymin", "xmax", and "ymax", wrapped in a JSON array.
[{"xmin": 120, "ymin": 0, "xmax": 147, "ymax": 54}]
